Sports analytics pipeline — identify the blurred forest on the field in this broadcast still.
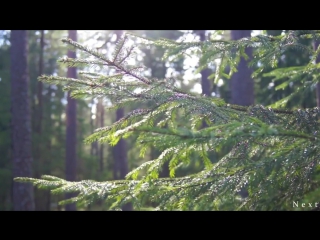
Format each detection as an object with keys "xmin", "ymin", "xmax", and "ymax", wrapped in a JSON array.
[{"xmin": 1, "ymin": 30, "xmax": 318, "ymax": 210}]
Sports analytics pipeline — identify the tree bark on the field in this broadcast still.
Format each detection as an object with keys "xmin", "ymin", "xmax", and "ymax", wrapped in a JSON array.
[
  {"xmin": 90, "ymin": 98, "xmax": 97, "ymax": 156},
  {"xmin": 230, "ymin": 30, "xmax": 254, "ymax": 106},
  {"xmin": 99, "ymin": 99, "xmax": 104, "ymax": 173},
  {"xmin": 90, "ymin": 99, "xmax": 99, "ymax": 157},
  {"xmin": 10, "ymin": 30, "xmax": 35, "ymax": 211},
  {"xmin": 230, "ymin": 30, "xmax": 253, "ymax": 198},
  {"xmin": 45, "ymin": 85, "xmax": 52, "ymax": 210},
  {"xmin": 195, "ymin": 30, "xmax": 211, "ymax": 128},
  {"xmin": 112, "ymin": 30, "xmax": 133, "ymax": 210},
  {"xmin": 197, "ymin": 30, "xmax": 211, "ymax": 97},
  {"xmin": 37, "ymin": 30, "xmax": 44, "ymax": 134},
  {"xmin": 34, "ymin": 30, "xmax": 51, "ymax": 210},
  {"xmin": 65, "ymin": 30, "xmax": 77, "ymax": 211},
  {"xmin": 113, "ymin": 108, "xmax": 132, "ymax": 211}
]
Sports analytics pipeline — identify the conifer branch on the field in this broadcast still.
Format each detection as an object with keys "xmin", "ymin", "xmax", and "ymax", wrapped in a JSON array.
[
  {"xmin": 62, "ymin": 37, "xmax": 151, "ymax": 85},
  {"xmin": 14, "ymin": 30, "xmax": 320, "ymax": 210}
]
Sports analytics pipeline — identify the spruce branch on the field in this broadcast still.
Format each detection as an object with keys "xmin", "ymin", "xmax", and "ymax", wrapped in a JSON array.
[
  {"xmin": 15, "ymin": 30, "xmax": 320, "ymax": 210},
  {"xmin": 61, "ymin": 37, "xmax": 151, "ymax": 85}
]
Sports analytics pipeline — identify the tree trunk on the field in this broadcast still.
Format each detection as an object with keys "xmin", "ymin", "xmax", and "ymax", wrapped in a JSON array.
[
  {"xmin": 90, "ymin": 98, "xmax": 95, "ymax": 156},
  {"xmin": 37, "ymin": 30, "xmax": 44, "ymax": 134},
  {"xmin": 99, "ymin": 99, "xmax": 104, "ymax": 173},
  {"xmin": 113, "ymin": 108, "xmax": 132, "ymax": 211},
  {"xmin": 95, "ymin": 100, "xmax": 100, "ymax": 157},
  {"xmin": 90, "ymin": 98, "xmax": 99, "ymax": 158},
  {"xmin": 230, "ymin": 30, "xmax": 254, "ymax": 106},
  {"xmin": 45, "ymin": 85, "xmax": 52, "ymax": 210},
  {"xmin": 10, "ymin": 30, "xmax": 35, "ymax": 211},
  {"xmin": 90, "ymin": 99, "xmax": 99, "ymax": 157},
  {"xmin": 112, "ymin": 30, "xmax": 132, "ymax": 211},
  {"xmin": 34, "ymin": 30, "xmax": 51, "ymax": 210},
  {"xmin": 195, "ymin": 30, "xmax": 211, "ymax": 128},
  {"xmin": 197, "ymin": 30, "xmax": 211, "ymax": 97},
  {"xmin": 65, "ymin": 30, "xmax": 77, "ymax": 211},
  {"xmin": 230, "ymin": 30, "xmax": 253, "ymax": 198},
  {"xmin": 313, "ymin": 40, "xmax": 320, "ymax": 107}
]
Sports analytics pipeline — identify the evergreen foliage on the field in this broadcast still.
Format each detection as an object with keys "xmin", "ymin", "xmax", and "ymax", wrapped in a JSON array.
[{"xmin": 15, "ymin": 30, "xmax": 320, "ymax": 210}]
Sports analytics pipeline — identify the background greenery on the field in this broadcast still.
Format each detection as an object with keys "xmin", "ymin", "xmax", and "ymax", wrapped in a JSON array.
[{"xmin": 2, "ymin": 30, "xmax": 320, "ymax": 210}]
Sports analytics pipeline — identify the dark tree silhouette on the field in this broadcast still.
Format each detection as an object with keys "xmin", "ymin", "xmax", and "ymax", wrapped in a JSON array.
[
  {"xmin": 112, "ymin": 30, "xmax": 132, "ymax": 211},
  {"xmin": 230, "ymin": 30, "xmax": 254, "ymax": 106},
  {"xmin": 65, "ymin": 30, "xmax": 78, "ymax": 211},
  {"xmin": 10, "ymin": 30, "xmax": 35, "ymax": 210}
]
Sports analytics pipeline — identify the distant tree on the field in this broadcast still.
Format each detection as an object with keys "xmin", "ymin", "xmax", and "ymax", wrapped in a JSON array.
[
  {"xmin": 33, "ymin": 30, "xmax": 51, "ymax": 210},
  {"xmin": 141, "ymin": 30, "xmax": 184, "ymax": 178},
  {"xmin": 37, "ymin": 30, "xmax": 44, "ymax": 135},
  {"xmin": 194, "ymin": 30, "xmax": 212, "ymax": 97},
  {"xmin": 98, "ymin": 99, "xmax": 104, "ymax": 173},
  {"xmin": 65, "ymin": 30, "xmax": 77, "ymax": 211},
  {"xmin": 90, "ymin": 98, "xmax": 96, "ymax": 156},
  {"xmin": 0, "ymin": 30, "xmax": 12, "ymax": 210},
  {"xmin": 230, "ymin": 30, "xmax": 253, "ymax": 198},
  {"xmin": 111, "ymin": 30, "xmax": 132, "ymax": 210},
  {"xmin": 230, "ymin": 30, "xmax": 254, "ymax": 106},
  {"xmin": 194, "ymin": 30, "xmax": 212, "ymax": 129},
  {"xmin": 10, "ymin": 30, "xmax": 35, "ymax": 210},
  {"xmin": 90, "ymin": 98, "xmax": 99, "ymax": 159}
]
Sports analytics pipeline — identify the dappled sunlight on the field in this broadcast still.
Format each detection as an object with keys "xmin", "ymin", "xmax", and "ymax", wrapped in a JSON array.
[{"xmin": 4, "ymin": 30, "xmax": 320, "ymax": 211}]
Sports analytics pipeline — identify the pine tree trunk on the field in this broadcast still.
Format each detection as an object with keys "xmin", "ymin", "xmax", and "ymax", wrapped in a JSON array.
[
  {"xmin": 65, "ymin": 30, "xmax": 77, "ymax": 211},
  {"xmin": 197, "ymin": 30, "xmax": 211, "ymax": 97},
  {"xmin": 45, "ymin": 85, "xmax": 53, "ymax": 210},
  {"xmin": 90, "ymin": 98, "xmax": 95, "ymax": 156},
  {"xmin": 99, "ymin": 99, "xmax": 104, "ymax": 173},
  {"xmin": 112, "ymin": 30, "xmax": 132, "ymax": 210},
  {"xmin": 94, "ymin": 100, "xmax": 100, "ymax": 157},
  {"xmin": 10, "ymin": 30, "xmax": 35, "ymax": 211},
  {"xmin": 90, "ymin": 100, "xmax": 99, "ymax": 157},
  {"xmin": 230, "ymin": 30, "xmax": 253, "ymax": 198},
  {"xmin": 37, "ymin": 30, "xmax": 44, "ymax": 134},
  {"xmin": 114, "ymin": 108, "xmax": 132, "ymax": 210},
  {"xmin": 195, "ymin": 30, "xmax": 211, "ymax": 128},
  {"xmin": 34, "ymin": 30, "xmax": 51, "ymax": 210},
  {"xmin": 230, "ymin": 30, "xmax": 254, "ymax": 106}
]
